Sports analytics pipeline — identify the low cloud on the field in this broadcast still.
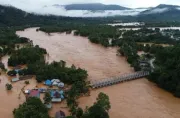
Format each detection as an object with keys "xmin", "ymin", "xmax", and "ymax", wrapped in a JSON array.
[{"xmin": 25, "ymin": 6, "xmax": 146, "ymax": 17}]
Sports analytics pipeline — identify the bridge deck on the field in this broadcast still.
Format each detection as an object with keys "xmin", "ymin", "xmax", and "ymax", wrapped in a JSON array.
[{"xmin": 90, "ymin": 71, "xmax": 149, "ymax": 89}]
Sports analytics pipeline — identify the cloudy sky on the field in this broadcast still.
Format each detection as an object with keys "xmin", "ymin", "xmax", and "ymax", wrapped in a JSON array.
[
  {"xmin": 0, "ymin": 0, "xmax": 180, "ymax": 8},
  {"xmin": 0, "ymin": 0, "xmax": 180, "ymax": 17}
]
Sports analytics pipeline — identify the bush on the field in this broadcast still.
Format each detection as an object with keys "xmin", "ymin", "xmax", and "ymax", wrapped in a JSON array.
[
  {"xmin": 6, "ymin": 83, "xmax": 13, "ymax": 90},
  {"xmin": 7, "ymin": 70, "xmax": 17, "ymax": 76},
  {"xmin": 24, "ymin": 81, "xmax": 29, "ymax": 85}
]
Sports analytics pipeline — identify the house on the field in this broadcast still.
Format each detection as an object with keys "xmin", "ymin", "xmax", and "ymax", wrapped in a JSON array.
[
  {"xmin": 58, "ymin": 82, "xmax": 65, "ymax": 88},
  {"xmin": 11, "ymin": 78, "xmax": 19, "ymax": 82},
  {"xmin": 51, "ymin": 79, "xmax": 61, "ymax": 86},
  {"xmin": 38, "ymin": 88, "xmax": 47, "ymax": 93},
  {"xmin": 50, "ymin": 90, "xmax": 65, "ymax": 102},
  {"xmin": 24, "ymin": 89, "xmax": 30, "ymax": 94},
  {"xmin": 45, "ymin": 80, "xmax": 52, "ymax": 86},
  {"xmin": 27, "ymin": 90, "xmax": 40, "ymax": 98},
  {"xmin": 55, "ymin": 111, "xmax": 66, "ymax": 118}
]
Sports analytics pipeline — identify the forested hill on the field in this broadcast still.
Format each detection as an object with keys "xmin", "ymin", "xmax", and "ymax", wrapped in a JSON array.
[
  {"xmin": 0, "ymin": 5, "xmax": 112, "ymax": 27},
  {"xmin": 64, "ymin": 3, "xmax": 130, "ymax": 10},
  {"xmin": 1, "ymin": 4, "xmax": 180, "ymax": 27}
]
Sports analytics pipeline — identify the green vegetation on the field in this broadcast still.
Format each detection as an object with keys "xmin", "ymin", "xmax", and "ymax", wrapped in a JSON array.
[
  {"xmin": 13, "ymin": 97, "xmax": 49, "ymax": 118},
  {"xmin": 24, "ymin": 81, "xmax": 30, "ymax": 85},
  {"xmin": 122, "ymin": 28, "xmax": 175, "ymax": 44},
  {"xmin": 82, "ymin": 92, "xmax": 110, "ymax": 118},
  {"xmin": 0, "ymin": 27, "xmax": 30, "ymax": 60},
  {"xmin": 94, "ymin": 92, "xmax": 111, "ymax": 111},
  {"xmin": 67, "ymin": 92, "xmax": 110, "ymax": 118},
  {"xmin": 82, "ymin": 104, "xmax": 109, "ymax": 118},
  {"xmin": 43, "ymin": 92, "xmax": 52, "ymax": 104},
  {"xmin": 8, "ymin": 46, "xmax": 47, "ymax": 66},
  {"xmin": 148, "ymin": 45, "xmax": 180, "ymax": 97},
  {"xmin": 7, "ymin": 70, "xmax": 17, "ymax": 76},
  {"xmin": 40, "ymin": 25, "xmax": 120, "ymax": 47},
  {"xmin": 5, "ymin": 83, "xmax": 13, "ymax": 90}
]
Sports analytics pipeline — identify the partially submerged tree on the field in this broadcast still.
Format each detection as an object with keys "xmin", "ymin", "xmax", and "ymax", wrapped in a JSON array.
[
  {"xmin": 94, "ymin": 92, "xmax": 111, "ymax": 111},
  {"xmin": 6, "ymin": 83, "xmax": 13, "ymax": 90},
  {"xmin": 43, "ymin": 92, "xmax": 52, "ymax": 104},
  {"xmin": 13, "ymin": 97, "xmax": 49, "ymax": 118}
]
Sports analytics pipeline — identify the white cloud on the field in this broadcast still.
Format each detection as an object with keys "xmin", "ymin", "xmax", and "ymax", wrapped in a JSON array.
[
  {"xmin": 0, "ymin": 0, "xmax": 180, "ymax": 17},
  {"xmin": 29, "ymin": 6, "xmax": 145, "ymax": 17},
  {"xmin": 1, "ymin": 0, "xmax": 180, "ymax": 9},
  {"xmin": 143, "ymin": 8, "xmax": 169, "ymax": 14}
]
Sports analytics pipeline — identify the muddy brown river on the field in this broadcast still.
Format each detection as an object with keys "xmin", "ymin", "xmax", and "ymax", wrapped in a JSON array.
[{"xmin": 1, "ymin": 27, "xmax": 179, "ymax": 118}]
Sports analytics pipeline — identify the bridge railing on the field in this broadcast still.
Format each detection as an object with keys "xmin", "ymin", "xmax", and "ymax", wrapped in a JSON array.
[{"xmin": 91, "ymin": 71, "xmax": 149, "ymax": 89}]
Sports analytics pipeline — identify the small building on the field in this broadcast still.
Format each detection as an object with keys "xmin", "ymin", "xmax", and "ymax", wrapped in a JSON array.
[
  {"xmin": 45, "ymin": 80, "xmax": 52, "ymax": 86},
  {"xmin": 55, "ymin": 111, "xmax": 66, "ymax": 118},
  {"xmin": 27, "ymin": 90, "xmax": 40, "ymax": 98},
  {"xmin": 24, "ymin": 89, "xmax": 30, "ymax": 94},
  {"xmin": 51, "ymin": 79, "xmax": 61, "ymax": 86},
  {"xmin": 38, "ymin": 88, "xmax": 47, "ymax": 93},
  {"xmin": 58, "ymin": 82, "xmax": 65, "ymax": 88},
  {"xmin": 50, "ymin": 90, "xmax": 64, "ymax": 102},
  {"xmin": 11, "ymin": 78, "xmax": 19, "ymax": 82}
]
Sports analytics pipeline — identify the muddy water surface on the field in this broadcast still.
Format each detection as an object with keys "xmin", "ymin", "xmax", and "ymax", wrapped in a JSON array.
[
  {"xmin": 17, "ymin": 28, "xmax": 134, "ymax": 81},
  {"xmin": 14, "ymin": 28, "xmax": 180, "ymax": 118}
]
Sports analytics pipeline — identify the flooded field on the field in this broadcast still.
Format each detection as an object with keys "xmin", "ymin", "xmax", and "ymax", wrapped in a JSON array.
[{"xmin": 0, "ymin": 27, "xmax": 177, "ymax": 118}]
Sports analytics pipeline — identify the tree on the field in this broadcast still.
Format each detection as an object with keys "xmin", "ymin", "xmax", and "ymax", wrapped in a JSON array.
[
  {"xmin": 94, "ymin": 92, "xmax": 111, "ymax": 111},
  {"xmin": 24, "ymin": 81, "xmax": 30, "ymax": 85},
  {"xmin": 7, "ymin": 70, "xmax": 17, "ymax": 76},
  {"xmin": 43, "ymin": 92, "xmax": 52, "ymax": 104},
  {"xmin": 6, "ymin": 83, "xmax": 13, "ymax": 90},
  {"xmin": 13, "ymin": 97, "xmax": 49, "ymax": 118},
  {"xmin": 76, "ymin": 107, "xmax": 83, "ymax": 118},
  {"xmin": 82, "ymin": 104, "xmax": 109, "ymax": 118}
]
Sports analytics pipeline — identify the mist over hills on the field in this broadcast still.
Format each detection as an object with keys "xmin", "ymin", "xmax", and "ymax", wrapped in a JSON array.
[
  {"xmin": 1, "ymin": 3, "xmax": 180, "ymax": 23},
  {"xmin": 63, "ymin": 3, "xmax": 130, "ymax": 10}
]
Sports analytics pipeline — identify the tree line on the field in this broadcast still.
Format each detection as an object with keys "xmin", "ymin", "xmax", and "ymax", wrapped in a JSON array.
[
  {"xmin": 13, "ymin": 92, "xmax": 111, "ymax": 118},
  {"xmin": 148, "ymin": 45, "xmax": 180, "ymax": 97}
]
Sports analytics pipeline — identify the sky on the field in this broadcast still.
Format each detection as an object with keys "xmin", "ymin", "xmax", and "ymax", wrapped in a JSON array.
[{"xmin": 0, "ymin": 0, "xmax": 180, "ymax": 8}]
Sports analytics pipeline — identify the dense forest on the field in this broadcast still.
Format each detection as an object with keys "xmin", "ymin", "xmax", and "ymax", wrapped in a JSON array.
[
  {"xmin": 148, "ymin": 45, "xmax": 180, "ymax": 97},
  {"xmin": 0, "ymin": 27, "xmax": 30, "ymax": 59},
  {"xmin": 13, "ymin": 97, "xmax": 50, "ymax": 118},
  {"xmin": 8, "ymin": 46, "xmax": 47, "ymax": 66}
]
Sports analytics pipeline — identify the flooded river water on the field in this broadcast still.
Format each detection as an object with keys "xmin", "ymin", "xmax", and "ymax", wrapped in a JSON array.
[{"xmin": 1, "ymin": 27, "xmax": 178, "ymax": 118}]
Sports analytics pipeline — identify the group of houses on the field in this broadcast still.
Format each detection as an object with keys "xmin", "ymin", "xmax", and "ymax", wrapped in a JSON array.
[
  {"xmin": 45, "ymin": 79, "xmax": 65, "ymax": 88},
  {"xmin": 8, "ymin": 66, "xmax": 66, "ymax": 118},
  {"xmin": 25, "ymin": 88, "xmax": 65, "ymax": 103}
]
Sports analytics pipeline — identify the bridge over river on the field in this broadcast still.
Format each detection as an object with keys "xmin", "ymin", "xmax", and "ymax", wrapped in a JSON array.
[{"xmin": 90, "ymin": 71, "xmax": 150, "ymax": 89}]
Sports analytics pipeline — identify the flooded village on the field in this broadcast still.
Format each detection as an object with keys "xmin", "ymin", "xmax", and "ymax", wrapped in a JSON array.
[{"xmin": 0, "ymin": 27, "xmax": 180, "ymax": 118}]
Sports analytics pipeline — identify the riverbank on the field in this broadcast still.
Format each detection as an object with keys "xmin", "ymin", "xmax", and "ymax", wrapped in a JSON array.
[{"xmin": 14, "ymin": 27, "xmax": 180, "ymax": 118}]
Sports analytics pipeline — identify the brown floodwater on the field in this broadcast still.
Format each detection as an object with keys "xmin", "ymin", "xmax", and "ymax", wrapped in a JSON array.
[{"xmin": 2, "ymin": 27, "xmax": 177, "ymax": 118}]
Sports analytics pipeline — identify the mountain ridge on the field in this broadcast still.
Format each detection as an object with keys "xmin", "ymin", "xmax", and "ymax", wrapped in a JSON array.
[{"xmin": 61, "ymin": 3, "xmax": 131, "ymax": 10}]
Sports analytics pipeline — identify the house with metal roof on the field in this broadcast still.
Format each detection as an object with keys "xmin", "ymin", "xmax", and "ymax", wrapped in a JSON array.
[
  {"xmin": 45, "ymin": 80, "xmax": 52, "ymax": 86},
  {"xmin": 27, "ymin": 90, "xmax": 40, "ymax": 98},
  {"xmin": 11, "ymin": 78, "xmax": 19, "ymax": 82}
]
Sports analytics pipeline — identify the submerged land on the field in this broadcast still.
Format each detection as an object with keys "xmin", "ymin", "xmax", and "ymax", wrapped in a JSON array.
[
  {"xmin": 1, "ymin": 26, "xmax": 180, "ymax": 118},
  {"xmin": 1, "ymin": 4, "xmax": 180, "ymax": 118}
]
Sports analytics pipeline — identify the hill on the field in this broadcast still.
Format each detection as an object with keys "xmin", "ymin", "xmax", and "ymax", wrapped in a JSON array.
[
  {"xmin": 63, "ymin": 3, "xmax": 130, "ymax": 10},
  {"xmin": 138, "ymin": 4, "xmax": 180, "ymax": 21}
]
